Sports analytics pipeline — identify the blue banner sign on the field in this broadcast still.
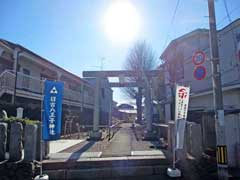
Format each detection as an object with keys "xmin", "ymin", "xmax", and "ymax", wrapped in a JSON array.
[{"xmin": 43, "ymin": 80, "xmax": 64, "ymax": 141}]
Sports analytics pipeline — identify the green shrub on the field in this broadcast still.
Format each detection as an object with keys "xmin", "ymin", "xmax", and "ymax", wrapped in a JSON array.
[{"xmin": 2, "ymin": 116, "xmax": 39, "ymax": 125}]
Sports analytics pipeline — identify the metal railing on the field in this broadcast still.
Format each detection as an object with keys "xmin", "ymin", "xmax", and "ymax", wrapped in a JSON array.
[
  {"xmin": 0, "ymin": 70, "xmax": 15, "ymax": 93},
  {"xmin": 0, "ymin": 70, "xmax": 94, "ymax": 105}
]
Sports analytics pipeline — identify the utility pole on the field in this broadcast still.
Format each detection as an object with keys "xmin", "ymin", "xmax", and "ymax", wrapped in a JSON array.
[{"xmin": 207, "ymin": 0, "xmax": 228, "ymax": 179}]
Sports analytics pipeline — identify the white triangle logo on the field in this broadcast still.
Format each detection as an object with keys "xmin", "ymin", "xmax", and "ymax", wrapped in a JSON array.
[{"xmin": 50, "ymin": 86, "xmax": 58, "ymax": 94}]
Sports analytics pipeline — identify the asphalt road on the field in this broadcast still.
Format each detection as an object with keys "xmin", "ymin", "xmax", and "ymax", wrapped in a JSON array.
[{"xmin": 102, "ymin": 123, "xmax": 135, "ymax": 157}]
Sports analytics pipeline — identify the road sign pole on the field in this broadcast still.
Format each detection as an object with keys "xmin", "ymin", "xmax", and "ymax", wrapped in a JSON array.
[
  {"xmin": 34, "ymin": 79, "xmax": 49, "ymax": 180},
  {"xmin": 208, "ymin": 0, "xmax": 228, "ymax": 179},
  {"xmin": 40, "ymin": 80, "xmax": 44, "ymax": 177}
]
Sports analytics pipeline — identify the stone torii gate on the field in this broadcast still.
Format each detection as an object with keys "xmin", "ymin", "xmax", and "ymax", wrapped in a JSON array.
[{"xmin": 83, "ymin": 70, "xmax": 161, "ymax": 140}]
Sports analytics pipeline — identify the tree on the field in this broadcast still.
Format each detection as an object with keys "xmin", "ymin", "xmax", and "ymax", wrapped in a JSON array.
[{"xmin": 123, "ymin": 41, "xmax": 157, "ymax": 122}]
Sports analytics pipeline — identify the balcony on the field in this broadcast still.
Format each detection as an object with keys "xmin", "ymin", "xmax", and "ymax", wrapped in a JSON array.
[{"xmin": 0, "ymin": 70, "xmax": 94, "ymax": 108}]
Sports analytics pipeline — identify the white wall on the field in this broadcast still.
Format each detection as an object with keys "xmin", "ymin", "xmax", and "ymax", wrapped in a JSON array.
[{"xmin": 190, "ymin": 89, "xmax": 240, "ymax": 110}]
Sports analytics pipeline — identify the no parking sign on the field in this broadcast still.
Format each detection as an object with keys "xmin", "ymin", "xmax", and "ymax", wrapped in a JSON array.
[{"xmin": 194, "ymin": 66, "xmax": 206, "ymax": 80}]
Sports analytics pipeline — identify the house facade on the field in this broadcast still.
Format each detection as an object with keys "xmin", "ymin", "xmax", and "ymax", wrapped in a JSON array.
[
  {"xmin": 161, "ymin": 19, "xmax": 240, "ymax": 119},
  {"xmin": 0, "ymin": 39, "xmax": 112, "ymax": 133},
  {"xmin": 160, "ymin": 19, "xmax": 240, "ymax": 167}
]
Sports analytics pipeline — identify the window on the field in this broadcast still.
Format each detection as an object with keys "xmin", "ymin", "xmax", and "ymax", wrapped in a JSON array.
[{"xmin": 22, "ymin": 68, "xmax": 30, "ymax": 89}]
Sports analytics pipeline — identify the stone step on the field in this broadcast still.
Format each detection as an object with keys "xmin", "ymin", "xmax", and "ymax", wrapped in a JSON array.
[
  {"xmin": 43, "ymin": 155, "xmax": 168, "ymax": 171},
  {"xmin": 43, "ymin": 165, "xmax": 169, "ymax": 180},
  {"xmin": 49, "ymin": 152, "xmax": 102, "ymax": 160},
  {"xmin": 43, "ymin": 156, "xmax": 169, "ymax": 170},
  {"xmin": 131, "ymin": 150, "xmax": 164, "ymax": 156},
  {"xmin": 43, "ymin": 151, "xmax": 169, "ymax": 179}
]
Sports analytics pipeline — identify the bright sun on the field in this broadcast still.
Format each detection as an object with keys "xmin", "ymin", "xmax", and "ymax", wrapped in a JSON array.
[{"xmin": 103, "ymin": 1, "xmax": 140, "ymax": 43}]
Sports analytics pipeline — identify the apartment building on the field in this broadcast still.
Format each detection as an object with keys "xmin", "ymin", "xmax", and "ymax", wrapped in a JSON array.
[{"xmin": 0, "ymin": 39, "xmax": 112, "ymax": 132}]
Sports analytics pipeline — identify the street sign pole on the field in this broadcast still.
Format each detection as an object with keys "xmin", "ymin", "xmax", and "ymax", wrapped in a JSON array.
[
  {"xmin": 208, "ymin": 0, "xmax": 228, "ymax": 179},
  {"xmin": 40, "ymin": 79, "xmax": 44, "ymax": 177},
  {"xmin": 168, "ymin": 85, "xmax": 190, "ymax": 178},
  {"xmin": 35, "ymin": 79, "xmax": 49, "ymax": 180}
]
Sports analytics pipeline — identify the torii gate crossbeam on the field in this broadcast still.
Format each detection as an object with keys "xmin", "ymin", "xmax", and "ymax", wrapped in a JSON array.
[{"xmin": 82, "ymin": 70, "xmax": 161, "ymax": 78}]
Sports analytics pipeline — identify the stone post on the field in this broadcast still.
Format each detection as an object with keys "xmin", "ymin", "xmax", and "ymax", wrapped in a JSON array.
[
  {"xmin": 9, "ymin": 122, "xmax": 23, "ymax": 162},
  {"xmin": 24, "ymin": 124, "xmax": 37, "ymax": 161},
  {"xmin": 0, "ymin": 122, "xmax": 8, "ymax": 161},
  {"xmin": 190, "ymin": 123, "xmax": 203, "ymax": 158},
  {"xmin": 16, "ymin": 107, "xmax": 24, "ymax": 118}
]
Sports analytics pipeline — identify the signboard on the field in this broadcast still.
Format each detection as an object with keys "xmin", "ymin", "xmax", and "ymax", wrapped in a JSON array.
[
  {"xmin": 43, "ymin": 80, "xmax": 64, "ymax": 141},
  {"xmin": 192, "ymin": 51, "xmax": 206, "ymax": 65},
  {"xmin": 194, "ymin": 66, "xmax": 206, "ymax": 80},
  {"xmin": 175, "ymin": 85, "xmax": 190, "ymax": 149}
]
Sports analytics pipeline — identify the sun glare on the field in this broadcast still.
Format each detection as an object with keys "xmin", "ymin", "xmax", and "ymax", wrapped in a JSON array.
[{"xmin": 103, "ymin": 1, "xmax": 140, "ymax": 43}]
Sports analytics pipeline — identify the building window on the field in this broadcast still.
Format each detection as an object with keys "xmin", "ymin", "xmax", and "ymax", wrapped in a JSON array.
[{"xmin": 22, "ymin": 68, "xmax": 30, "ymax": 89}]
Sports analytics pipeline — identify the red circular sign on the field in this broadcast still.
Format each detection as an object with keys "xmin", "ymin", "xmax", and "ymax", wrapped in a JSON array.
[
  {"xmin": 194, "ymin": 66, "xmax": 206, "ymax": 80},
  {"xmin": 192, "ymin": 51, "xmax": 206, "ymax": 65}
]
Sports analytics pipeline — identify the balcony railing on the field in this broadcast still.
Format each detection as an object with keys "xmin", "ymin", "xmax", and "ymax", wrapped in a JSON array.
[
  {"xmin": 0, "ymin": 70, "xmax": 15, "ymax": 92},
  {"xmin": 0, "ymin": 70, "xmax": 94, "ymax": 106}
]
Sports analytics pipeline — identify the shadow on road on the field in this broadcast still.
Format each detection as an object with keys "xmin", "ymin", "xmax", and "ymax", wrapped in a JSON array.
[{"xmin": 67, "ymin": 141, "xmax": 96, "ymax": 161}]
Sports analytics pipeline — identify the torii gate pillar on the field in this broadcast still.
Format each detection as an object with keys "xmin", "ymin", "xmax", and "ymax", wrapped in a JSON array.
[
  {"xmin": 89, "ymin": 77, "xmax": 102, "ymax": 140},
  {"xmin": 143, "ymin": 86, "xmax": 155, "ymax": 140}
]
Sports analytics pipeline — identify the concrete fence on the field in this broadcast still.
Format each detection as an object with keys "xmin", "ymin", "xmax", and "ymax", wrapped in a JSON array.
[
  {"xmin": 185, "ymin": 122, "xmax": 203, "ymax": 158},
  {"xmin": 224, "ymin": 113, "xmax": 240, "ymax": 167},
  {"xmin": 167, "ymin": 121, "xmax": 203, "ymax": 159},
  {"xmin": 167, "ymin": 118, "xmax": 240, "ymax": 168}
]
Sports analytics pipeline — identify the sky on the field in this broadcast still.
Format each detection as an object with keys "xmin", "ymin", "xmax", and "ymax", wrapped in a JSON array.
[{"xmin": 1, "ymin": 0, "xmax": 240, "ymax": 104}]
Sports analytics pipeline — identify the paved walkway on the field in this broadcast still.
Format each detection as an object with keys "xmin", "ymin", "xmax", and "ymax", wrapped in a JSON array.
[
  {"xmin": 50, "ymin": 123, "xmax": 165, "ymax": 159},
  {"xmin": 49, "ymin": 139, "xmax": 85, "ymax": 153},
  {"xmin": 102, "ymin": 123, "xmax": 136, "ymax": 157}
]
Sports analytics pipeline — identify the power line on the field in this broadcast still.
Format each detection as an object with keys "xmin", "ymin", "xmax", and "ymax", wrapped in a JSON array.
[
  {"xmin": 222, "ymin": 0, "xmax": 237, "ymax": 52},
  {"xmin": 162, "ymin": 0, "xmax": 181, "ymax": 50},
  {"xmin": 217, "ymin": 5, "xmax": 240, "ymax": 27},
  {"xmin": 222, "ymin": 0, "xmax": 232, "ymax": 23}
]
